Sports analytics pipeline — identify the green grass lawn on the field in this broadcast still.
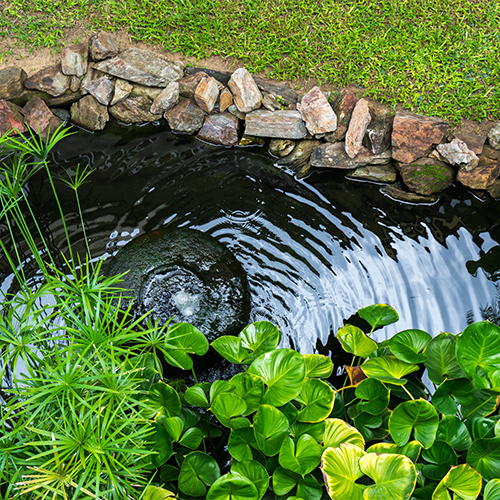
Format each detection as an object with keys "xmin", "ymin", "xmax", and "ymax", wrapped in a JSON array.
[{"xmin": 1, "ymin": 0, "xmax": 499, "ymax": 123}]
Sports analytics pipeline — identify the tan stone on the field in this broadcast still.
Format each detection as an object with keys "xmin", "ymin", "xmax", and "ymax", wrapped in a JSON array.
[
  {"xmin": 457, "ymin": 157, "xmax": 500, "ymax": 189},
  {"xmin": 345, "ymin": 98, "xmax": 371, "ymax": 158},
  {"xmin": 89, "ymin": 31, "xmax": 119, "ymax": 61},
  {"xmin": 151, "ymin": 81, "xmax": 179, "ymax": 114},
  {"xmin": 61, "ymin": 44, "xmax": 88, "ymax": 77},
  {"xmin": 219, "ymin": 88, "xmax": 233, "ymax": 112},
  {"xmin": 111, "ymin": 79, "xmax": 133, "ymax": 105},
  {"xmin": 298, "ymin": 86, "xmax": 337, "ymax": 135},
  {"xmin": 82, "ymin": 77, "xmax": 114, "ymax": 106},
  {"xmin": 245, "ymin": 109, "xmax": 307, "ymax": 139},
  {"xmin": 194, "ymin": 77, "xmax": 219, "ymax": 113},
  {"xmin": 24, "ymin": 64, "xmax": 70, "ymax": 97},
  {"xmin": 70, "ymin": 95, "xmax": 109, "ymax": 131},
  {"xmin": 228, "ymin": 68, "xmax": 262, "ymax": 113}
]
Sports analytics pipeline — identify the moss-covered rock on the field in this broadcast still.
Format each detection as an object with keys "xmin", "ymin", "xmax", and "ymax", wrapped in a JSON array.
[{"xmin": 400, "ymin": 158, "xmax": 455, "ymax": 195}]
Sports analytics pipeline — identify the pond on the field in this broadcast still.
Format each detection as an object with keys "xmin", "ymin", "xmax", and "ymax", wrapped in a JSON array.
[{"xmin": 1, "ymin": 120, "xmax": 499, "ymax": 361}]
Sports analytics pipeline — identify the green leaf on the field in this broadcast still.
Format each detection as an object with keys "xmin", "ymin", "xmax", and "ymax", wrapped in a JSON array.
[
  {"xmin": 148, "ymin": 382, "xmax": 182, "ymax": 418},
  {"xmin": 436, "ymin": 416, "xmax": 472, "ymax": 452},
  {"xmin": 361, "ymin": 356, "xmax": 419, "ymax": 385},
  {"xmin": 496, "ymin": 420, "xmax": 500, "ymax": 438},
  {"xmin": 279, "ymin": 434, "xmax": 322, "ymax": 476},
  {"xmin": 160, "ymin": 464, "xmax": 179, "ymax": 482},
  {"xmin": 289, "ymin": 421, "xmax": 325, "ymax": 442},
  {"xmin": 211, "ymin": 336, "xmax": 250, "ymax": 364},
  {"xmin": 247, "ymin": 349, "xmax": 306, "ymax": 407},
  {"xmin": 207, "ymin": 472, "xmax": 259, "ymax": 500},
  {"xmin": 360, "ymin": 452, "xmax": 417, "ymax": 500},
  {"xmin": 431, "ymin": 464, "xmax": 482, "ymax": 500},
  {"xmin": 303, "ymin": 354, "xmax": 333, "ymax": 378},
  {"xmin": 210, "ymin": 380, "xmax": 236, "ymax": 401},
  {"xmin": 230, "ymin": 372, "xmax": 264, "ymax": 416},
  {"xmin": 465, "ymin": 418, "xmax": 496, "ymax": 440},
  {"xmin": 162, "ymin": 417, "xmax": 184, "ymax": 442},
  {"xmin": 422, "ymin": 442, "xmax": 458, "ymax": 481},
  {"xmin": 358, "ymin": 304, "xmax": 399, "ymax": 329},
  {"xmin": 389, "ymin": 399, "xmax": 439, "ymax": 449},
  {"xmin": 211, "ymin": 393, "xmax": 249, "ymax": 430},
  {"xmin": 180, "ymin": 407, "xmax": 201, "ymax": 430},
  {"xmin": 484, "ymin": 479, "xmax": 500, "ymax": 500},
  {"xmin": 424, "ymin": 333, "xmax": 466, "ymax": 385},
  {"xmin": 253, "ymin": 405, "xmax": 289, "ymax": 456},
  {"xmin": 144, "ymin": 485, "xmax": 177, "ymax": 500},
  {"xmin": 151, "ymin": 423, "xmax": 174, "ymax": 468},
  {"xmin": 355, "ymin": 378, "xmax": 390, "ymax": 415},
  {"xmin": 432, "ymin": 378, "xmax": 474, "ymax": 415},
  {"xmin": 231, "ymin": 460, "xmax": 270, "ymax": 500},
  {"xmin": 323, "ymin": 418, "xmax": 365, "ymax": 449},
  {"xmin": 185, "ymin": 383, "xmax": 211, "ymax": 407},
  {"xmin": 296, "ymin": 473, "xmax": 322, "ymax": 500},
  {"xmin": 164, "ymin": 322, "xmax": 209, "ymax": 370},
  {"xmin": 352, "ymin": 410, "xmax": 389, "ymax": 442},
  {"xmin": 178, "ymin": 451, "xmax": 220, "ymax": 497},
  {"xmin": 295, "ymin": 378, "xmax": 335, "ymax": 423},
  {"xmin": 366, "ymin": 441, "xmax": 422, "ymax": 463},
  {"xmin": 461, "ymin": 390, "xmax": 499, "ymax": 419},
  {"xmin": 279, "ymin": 401, "xmax": 298, "ymax": 426},
  {"xmin": 466, "ymin": 437, "xmax": 500, "ymax": 481},
  {"xmin": 320, "ymin": 443, "xmax": 366, "ymax": 500},
  {"xmin": 337, "ymin": 324, "xmax": 378, "ymax": 358},
  {"xmin": 239, "ymin": 321, "xmax": 281, "ymax": 360},
  {"xmin": 389, "ymin": 329, "xmax": 432, "ymax": 364},
  {"xmin": 273, "ymin": 467, "xmax": 301, "ymax": 496},
  {"xmin": 228, "ymin": 427, "xmax": 256, "ymax": 461},
  {"xmin": 456, "ymin": 321, "xmax": 500, "ymax": 377},
  {"xmin": 179, "ymin": 427, "xmax": 204, "ymax": 450}
]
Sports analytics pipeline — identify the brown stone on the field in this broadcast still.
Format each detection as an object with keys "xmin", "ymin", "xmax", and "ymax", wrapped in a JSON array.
[
  {"xmin": 298, "ymin": 86, "xmax": 337, "ymax": 136},
  {"xmin": 45, "ymin": 91, "xmax": 82, "ymax": 107},
  {"xmin": 0, "ymin": 67, "xmax": 27, "ymax": 100},
  {"xmin": 347, "ymin": 165, "xmax": 397, "ymax": 183},
  {"xmin": 82, "ymin": 77, "xmax": 114, "ymax": 106},
  {"xmin": 24, "ymin": 64, "xmax": 70, "ymax": 97},
  {"xmin": 488, "ymin": 122, "xmax": 500, "ymax": 150},
  {"xmin": 219, "ymin": 88, "xmax": 233, "ymax": 112},
  {"xmin": 70, "ymin": 76, "xmax": 81, "ymax": 93},
  {"xmin": 70, "ymin": 95, "xmax": 109, "ymax": 131},
  {"xmin": 244, "ymin": 110, "xmax": 307, "ymax": 139},
  {"xmin": 151, "ymin": 81, "xmax": 179, "ymax": 114},
  {"xmin": 109, "ymin": 96, "xmax": 162, "ymax": 123},
  {"xmin": 196, "ymin": 113, "xmax": 240, "ymax": 146},
  {"xmin": 130, "ymin": 84, "xmax": 163, "ymax": 100},
  {"xmin": 165, "ymin": 99, "xmax": 206, "ymax": 135},
  {"xmin": 381, "ymin": 184, "xmax": 438, "ymax": 204},
  {"xmin": 453, "ymin": 133, "xmax": 486, "ymax": 155},
  {"xmin": 391, "ymin": 111, "xmax": 449, "ymax": 163},
  {"xmin": 228, "ymin": 68, "xmax": 262, "ymax": 113},
  {"xmin": 457, "ymin": 157, "xmax": 500, "ymax": 189},
  {"xmin": 310, "ymin": 142, "xmax": 392, "ymax": 169},
  {"xmin": 277, "ymin": 140, "xmax": 321, "ymax": 168},
  {"xmin": 21, "ymin": 96, "xmax": 60, "ymax": 140},
  {"xmin": 269, "ymin": 139, "xmax": 295, "ymax": 158},
  {"xmin": 228, "ymin": 104, "xmax": 245, "ymax": 120},
  {"xmin": 482, "ymin": 144, "xmax": 500, "ymax": 160},
  {"xmin": 363, "ymin": 102, "xmax": 393, "ymax": 154},
  {"xmin": 253, "ymin": 76, "xmax": 298, "ymax": 105},
  {"xmin": 179, "ymin": 72, "xmax": 208, "ymax": 98},
  {"xmin": 345, "ymin": 98, "xmax": 371, "ymax": 158},
  {"xmin": 436, "ymin": 138, "xmax": 478, "ymax": 168},
  {"xmin": 487, "ymin": 179, "xmax": 500, "ymax": 199},
  {"xmin": 61, "ymin": 44, "xmax": 88, "ymax": 77},
  {"xmin": 325, "ymin": 90, "xmax": 358, "ymax": 142},
  {"xmin": 400, "ymin": 158, "xmax": 455, "ymax": 195},
  {"xmin": 239, "ymin": 135, "xmax": 265, "ymax": 146},
  {"xmin": 111, "ymin": 79, "xmax": 133, "ymax": 105},
  {"xmin": 262, "ymin": 94, "xmax": 282, "ymax": 111},
  {"xmin": 0, "ymin": 99, "xmax": 26, "ymax": 136},
  {"xmin": 194, "ymin": 77, "xmax": 219, "ymax": 113},
  {"xmin": 89, "ymin": 31, "xmax": 119, "ymax": 61}
]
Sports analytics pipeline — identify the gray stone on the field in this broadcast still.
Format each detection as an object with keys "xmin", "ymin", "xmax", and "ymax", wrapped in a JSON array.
[
  {"xmin": 457, "ymin": 157, "xmax": 500, "ymax": 189},
  {"xmin": 400, "ymin": 158, "xmax": 455, "ymax": 195},
  {"xmin": 269, "ymin": 139, "xmax": 295, "ymax": 158},
  {"xmin": 277, "ymin": 140, "xmax": 321, "ymax": 168},
  {"xmin": 93, "ymin": 48, "xmax": 184, "ymax": 87},
  {"xmin": 21, "ymin": 96, "xmax": 60, "ymax": 140},
  {"xmin": 194, "ymin": 77, "xmax": 219, "ymax": 113},
  {"xmin": 298, "ymin": 86, "xmax": 337, "ymax": 135},
  {"xmin": 228, "ymin": 68, "xmax": 262, "ymax": 113},
  {"xmin": 45, "ymin": 91, "xmax": 81, "ymax": 107},
  {"xmin": 253, "ymin": 76, "xmax": 298, "ymax": 105},
  {"xmin": 196, "ymin": 113, "xmax": 240, "ymax": 146},
  {"xmin": 381, "ymin": 184, "xmax": 438, "ymax": 204},
  {"xmin": 0, "ymin": 67, "xmax": 27, "ymax": 100},
  {"xmin": 130, "ymin": 84, "xmax": 163, "ymax": 100},
  {"xmin": 52, "ymin": 108, "xmax": 70, "ymax": 125},
  {"xmin": 24, "ymin": 64, "xmax": 70, "ymax": 97},
  {"xmin": 363, "ymin": 102, "xmax": 393, "ymax": 154},
  {"xmin": 111, "ymin": 78, "xmax": 133, "ymax": 105},
  {"xmin": 70, "ymin": 95, "xmax": 109, "ymax": 131},
  {"xmin": 219, "ymin": 88, "xmax": 233, "ymax": 112},
  {"xmin": 227, "ymin": 104, "xmax": 245, "ymax": 120},
  {"xmin": 245, "ymin": 109, "xmax": 307, "ymax": 139},
  {"xmin": 347, "ymin": 165, "xmax": 397, "ymax": 183},
  {"xmin": 345, "ymin": 98, "xmax": 371, "ymax": 158},
  {"xmin": 310, "ymin": 142, "xmax": 392, "ymax": 169},
  {"xmin": 70, "ymin": 76, "xmax": 81, "ymax": 92},
  {"xmin": 0, "ymin": 99, "xmax": 26, "ymax": 136},
  {"xmin": 151, "ymin": 81, "xmax": 179, "ymax": 114},
  {"xmin": 110, "ymin": 96, "xmax": 162, "ymax": 123},
  {"xmin": 89, "ymin": 31, "xmax": 119, "ymax": 61},
  {"xmin": 436, "ymin": 138, "xmax": 479, "ymax": 168},
  {"xmin": 488, "ymin": 122, "xmax": 500, "ymax": 150},
  {"xmin": 61, "ymin": 44, "xmax": 88, "ymax": 77},
  {"xmin": 179, "ymin": 72, "xmax": 208, "ymax": 98},
  {"xmin": 165, "ymin": 99, "xmax": 205, "ymax": 135},
  {"xmin": 325, "ymin": 90, "xmax": 358, "ymax": 142},
  {"xmin": 262, "ymin": 94, "xmax": 282, "ymax": 111},
  {"xmin": 82, "ymin": 77, "xmax": 114, "ymax": 106}
]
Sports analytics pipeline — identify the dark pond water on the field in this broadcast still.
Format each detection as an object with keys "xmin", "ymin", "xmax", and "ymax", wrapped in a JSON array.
[{"xmin": 1, "ymin": 120, "xmax": 499, "ymax": 363}]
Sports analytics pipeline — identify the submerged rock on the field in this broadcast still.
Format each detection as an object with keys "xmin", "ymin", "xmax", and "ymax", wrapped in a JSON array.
[
  {"xmin": 105, "ymin": 227, "xmax": 250, "ymax": 341},
  {"xmin": 269, "ymin": 139, "xmax": 295, "ymax": 158},
  {"xmin": 347, "ymin": 164, "xmax": 397, "ymax": 183},
  {"xmin": 381, "ymin": 184, "xmax": 438, "ymax": 204}
]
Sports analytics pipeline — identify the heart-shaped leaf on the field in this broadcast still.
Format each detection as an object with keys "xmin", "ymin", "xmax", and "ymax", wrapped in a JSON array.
[
  {"xmin": 296, "ymin": 473, "xmax": 322, "ymax": 500},
  {"xmin": 432, "ymin": 378, "xmax": 474, "ymax": 415},
  {"xmin": 361, "ymin": 356, "xmax": 419, "ymax": 385},
  {"xmin": 366, "ymin": 441, "xmax": 423, "ymax": 463},
  {"xmin": 303, "ymin": 354, "xmax": 333, "ymax": 378},
  {"xmin": 424, "ymin": 333, "xmax": 465, "ymax": 385},
  {"xmin": 422, "ymin": 442, "xmax": 458, "ymax": 481},
  {"xmin": 323, "ymin": 418, "xmax": 365, "ymax": 449},
  {"xmin": 231, "ymin": 460, "xmax": 269, "ymax": 500},
  {"xmin": 466, "ymin": 418, "xmax": 496, "ymax": 440},
  {"xmin": 230, "ymin": 372, "xmax": 264, "ymax": 416},
  {"xmin": 358, "ymin": 304, "xmax": 399, "ymax": 330},
  {"xmin": 355, "ymin": 378, "xmax": 390, "ymax": 415},
  {"xmin": 162, "ymin": 417, "xmax": 184, "ymax": 442},
  {"xmin": 184, "ymin": 383, "xmax": 211, "ymax": 407},
  {"xmin": 272, "ymin": 466, "xmax": 300, "ymax": 496},
  {"xmin": 484, "ymin": 478, "xmax": 500, "ymax": 500},
  {"xmin": 211, "ymin": 336, "xmax": 250, "ymax": 364},
  {"xmin": 210, "ymin": 380, "xmax": 235, "ymax": 402},
  {"xmin": 240, "ymin": 321, "xmax": 281, "ymax": 360},
  {"xmin": 279, "ymin": 401, "xmax": 298, "ymax": 426},
  {"xmin": 337, "ymin": 324, "xmax": 378, "ymax": 358},
  {"xmin": 389, "ymin": 329, "xmax": 432, "ymax": 364},
  {"xmin": 466, "ymin": 437, "xmax": 500, "ymax": 481},
  {"xmin": 289, "ymin": 421, "xmax": 325, "ymax": 442},
  {"xmin": 228, "ymin": 427, "xmax": 257, "ymax": 461},
  {"xmin": 295, "ymin": 378, "xmax": 335, "ymax": 423},
  {"xmin": 179, "ymin": 427, "xmax": 204, "ymax": 450},
  {"xmin": 211, "ymin": 393, "xmax": 249, "ymax": 430},
  {"xmin": 431, "ymin": 464, "xmax": 482, "ymax": 500},
  {"xmin": 253, "ymin": 404, "xmax": 289, "ymax": 456},
  {"xmin": 279, "ymin": 434, "xmax": 322, "ymax": 476},
  {"xmin": 461, "ymin": 390, "xmax": 499, "ymax": 419},
  {"xmin": 148, "ymin": 382, "xmax": 181, "ymax": 418},
  {"xmin": 436, "ymin": 416, "xmax": 472, "ymax": 452},
  {"xmin": 247, "ymin": 349, "xmax": 306, "ymax": 407},
  {"xmin": 144, "ymin": 485, "xmax": 177, "ymax": 500},
  {"xmin": 389, "ymin": 399, "xmax": 439, "ymax": 449},
  {"xmin": 178, "ymin": 451, "xmax": 220, "ymax": 497},
  {"xmin": 457, "ymin": 321, "xmax": 500, "ymax": 377},
  {"xmin": 164, "ymin": 322, "xmax": 209, "ymax": 370},
  {"xmin": 321, "ymin": 443, "xmax": 366, "ymax": 500},
  {"xmin": 360, "ymin": 452, "xmax": 417, "ymax": 500},
  {"xmin": 207, "ymin": 472, "xmax": 259, "ymax": 500}
]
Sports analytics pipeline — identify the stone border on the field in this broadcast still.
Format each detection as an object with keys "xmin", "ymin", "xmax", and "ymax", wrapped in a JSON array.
[{"xmin": 1, "ymin": 32, "xmax": 499, "ymax": 202}]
